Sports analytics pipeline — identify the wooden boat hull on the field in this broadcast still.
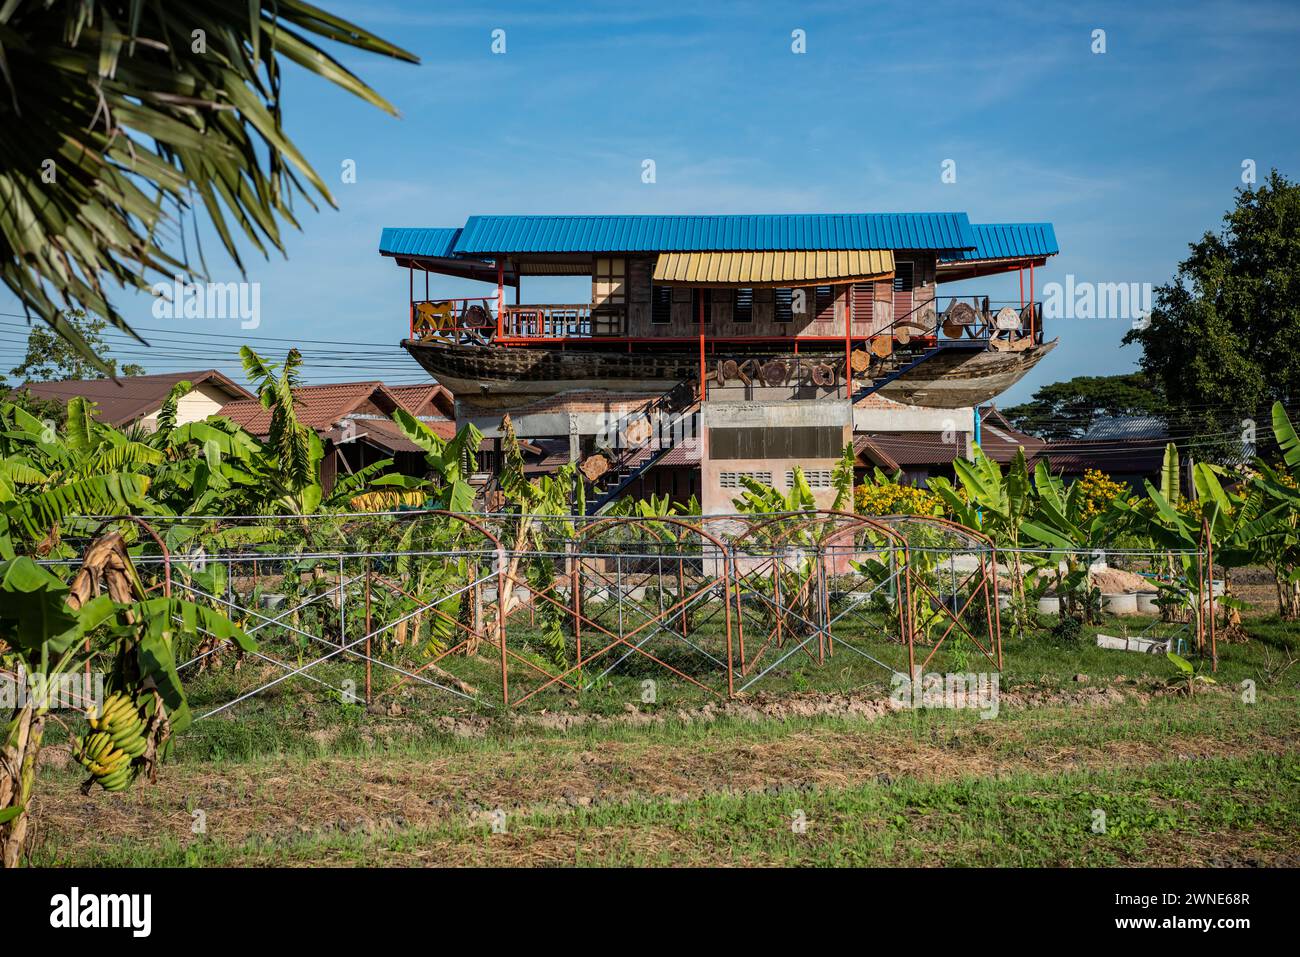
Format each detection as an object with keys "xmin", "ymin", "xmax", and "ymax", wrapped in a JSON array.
[
  {"xmin": 402, "ymin": 338, "xmax": 1056, "ymax": 411},
  {"xmin": 402, "ymin": 339, "xmax": 699, "ymax": 409},
  {"xmin": 874, "ymin": 339, "xmax": 1057, "ymax": 408}
]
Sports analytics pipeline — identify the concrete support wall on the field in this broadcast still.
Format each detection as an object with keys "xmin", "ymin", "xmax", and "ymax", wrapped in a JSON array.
[
  {"xmin": 854, "ymin": 401, "xmax": 975, "ymax": 436},
  {"xmin": 700, "ymin": 399, "xmax": 853, "ymax": 515}
]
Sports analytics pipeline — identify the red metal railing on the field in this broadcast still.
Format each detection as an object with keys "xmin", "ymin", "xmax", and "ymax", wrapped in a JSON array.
[
  {"xmin": 856, "ymin": 295, "xmax": 1045, "ymax": 346},
  {"xmin": 407, "ymin": 295, "xmax": 1043, "ymax": 347},
  {"xmin": 500, "ymin": 303, "xmax": 603, "ymax": 338},
  {"xmin": 409, "ymin": 298, "xmax": 497, "ymax": 341}
]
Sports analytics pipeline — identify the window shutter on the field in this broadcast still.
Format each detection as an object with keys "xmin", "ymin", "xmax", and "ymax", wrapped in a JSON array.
[
  {"xmin": 814, "ymin": 286, "xmax": 835, "ymax": 322},
  {"xmin": 651, "ymin": 286, "xmax": 672, "ymax": 324},
  {"xmin": 893, "ymin": 262, "xmax": 915, "ymax": 324},
  {"xmin": 734, "ymin": 288, "xmax": 754, "ymax": 323},
  {"xmin": 850, "ymin": 283, "xmax": 874, "ymax": 326},
  {"xmin": 774, "ymin": 288, "xmax": 794, "ymax": 323}
]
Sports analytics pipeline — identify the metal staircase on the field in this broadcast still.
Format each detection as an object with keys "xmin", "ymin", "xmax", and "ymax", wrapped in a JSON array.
[
  {"xmin": 848, "ymin": 295, "xmax": 1011, "ymax": 404},
  {"xmin": 585, "ymin": 381, "xmax": 697, "ymax": 515}
]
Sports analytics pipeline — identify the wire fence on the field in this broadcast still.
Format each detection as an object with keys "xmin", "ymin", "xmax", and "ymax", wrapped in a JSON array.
[{"xmin": 32, "ymin": 510, "xmax": 1224, "ymax": 716}]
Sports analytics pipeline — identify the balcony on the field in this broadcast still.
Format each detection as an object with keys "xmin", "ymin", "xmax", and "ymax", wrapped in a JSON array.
[
  {"xmin": 500, "ymin": 303, "xmax": 627, "ymax": 339},
  {"xmin": 409, "ymin": 299, "xmax": 625, "ymax": 342},
  {"xmin": 407, "ymin": 294, "xmax": 1044, "ymax": 349}
]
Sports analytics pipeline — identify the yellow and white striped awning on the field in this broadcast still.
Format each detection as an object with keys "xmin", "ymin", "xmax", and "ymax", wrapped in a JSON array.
[{"xmin": 652, "ymin": 249, "xmax": 894, "ymax": 287}]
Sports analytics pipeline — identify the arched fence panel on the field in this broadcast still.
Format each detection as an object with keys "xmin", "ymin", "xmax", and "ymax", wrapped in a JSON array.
[{"xmin": 46, "ymin": 506, "xmax": 1252, "ymax": 719}]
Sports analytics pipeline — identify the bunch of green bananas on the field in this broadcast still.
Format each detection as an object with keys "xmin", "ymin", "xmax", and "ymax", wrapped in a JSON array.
[{"xmin": 75, "ymin": 692, "xmax": 147, "ymax": 792}]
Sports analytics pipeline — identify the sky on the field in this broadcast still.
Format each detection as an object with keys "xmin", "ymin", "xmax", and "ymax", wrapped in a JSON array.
[{"xmin": 3, "ymin": 0, "xmax": 1299, "ymax": 405}]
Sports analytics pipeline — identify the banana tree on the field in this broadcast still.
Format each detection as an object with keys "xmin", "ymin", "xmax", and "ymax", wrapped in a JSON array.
[
  {"xmin": 1113, "ymin": 440, "xmax": 1284, "ymax": 630},
  {"xmin": 1017, "ymin": 460, "xmax": 1126, "ymax": 623},
  {"xmin": 1239, "ymin": 402, "xmax": 1300, "ymax": 618},
  {"xmin": 490, "ymin": 416, "xmax": 581, "ymax": 662},
  {"xmin": 239, "ymin": 347, "xmax": 325, "ymax": 515},
  {"xmin": 928, "ymin": 445, "xmax": 1034, "ymax": 631},
  {"xmin": 389, "ymin": 409, "xmax": 484, "ymax": 514},
  {"xmin": 0, "ymin": 398, "xmax": 155, "ymax": 559},
  {"xmin": 729, "ymin": 467, "xmax": 827, "ymax": 637},
  {"xmin": 1, "ymin": 532, "xmax": 253, "ymax": 867}
]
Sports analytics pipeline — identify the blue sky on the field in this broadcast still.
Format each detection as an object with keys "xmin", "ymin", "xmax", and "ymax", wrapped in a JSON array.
[{"xmin": 3, "ymin": 0, "xmax": 1299, "ymax": 405}]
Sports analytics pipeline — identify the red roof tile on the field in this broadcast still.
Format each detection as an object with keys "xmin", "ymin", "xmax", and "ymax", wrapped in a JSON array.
[
  {"xmin": 855, "ymin": 431, "xmax": 967, "ymax": 467},
  {"xmin": 977, "ymin": 407, "xmax": 1045, "ymax": 464},
  {"xmin": 655, "ymin": 437, "xmax": 700, "ymax": 466},
  {"xmin": 387, "ymin": 383, "xmax": 454, "ymax": 417},
  {"xmin": 13, "ymin": 370, "xmax": 252, "ymax": 427},
  {"xmin": 1032, "ymin": 440, "xmax": 1165, "ymax": 477},
  {"xmin": 343, "ymin": 417, "xmax": 427, "ymax": 454},
  {"xmin": 854, "ymin": 435, "xmax": 901, "ymax": 471},
  {"xmin": 220, "ymin": 381, "xmax": 402, "ymax": 436}
]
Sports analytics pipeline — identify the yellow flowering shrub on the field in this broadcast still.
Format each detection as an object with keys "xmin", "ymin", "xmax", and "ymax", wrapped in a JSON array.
[
  {"xmin": 854, "ymin": 482, "xmax": 944, "ymax": 516},
  {"xmin": 1076, "ymin": 468, "xmax": 1127, "ymax": 521}
]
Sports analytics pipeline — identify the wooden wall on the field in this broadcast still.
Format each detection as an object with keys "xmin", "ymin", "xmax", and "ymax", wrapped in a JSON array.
[{"xmin": 621, "ymin": 253, "xmax": 937, "ymax": 340}]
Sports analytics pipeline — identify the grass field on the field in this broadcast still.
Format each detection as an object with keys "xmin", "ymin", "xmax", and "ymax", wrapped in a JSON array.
[{"xmin": 27, "ymin": 612, "xmax": 1300, "ymax": 867}]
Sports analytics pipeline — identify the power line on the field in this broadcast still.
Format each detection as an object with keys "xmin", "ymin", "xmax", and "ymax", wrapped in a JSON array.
[
  {"xmin": 2, "ymin": 317, "xmax": 1295, "ymax": 434},
  {"xmin": 0, "ymin": 314, "xmax": 395, "ymax": 349}
]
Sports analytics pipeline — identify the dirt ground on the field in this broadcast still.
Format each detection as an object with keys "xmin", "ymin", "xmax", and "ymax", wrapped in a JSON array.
[{"xmin": 28, "ymin": 682, "xmax": 1295, "ymax": 863}]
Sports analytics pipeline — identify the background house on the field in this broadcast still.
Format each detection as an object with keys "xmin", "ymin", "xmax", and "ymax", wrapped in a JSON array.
[
  {"xmin": 1035, "ymin": 415, "xmax": 1169, "ymax": 487},
  {"xmin": 854, "ymin": 406, "xmax": 1045, "ymax": 486},
  {"xmin": 219, "ymin": 381, "xmax": 455, "ymax": 490},
  {"xmin": 12, "ymin": 370, "xmax": 252, "ymax": 431}
]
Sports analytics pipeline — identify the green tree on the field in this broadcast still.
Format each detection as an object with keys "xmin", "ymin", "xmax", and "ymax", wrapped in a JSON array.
[
  {"xmin": 6, "ymin": 312, "xmax": 146, "ymax": 383},
  {"xmin": 1002, "ymin": 373, "xmax": 1168, "ymax": 440},
  {"xmin": 0, "ymin": 1, "xmax": 416, "ymax": 369},
  {"xmin": 1123, "ymin": 169, "xmax": 1300, "ymax": 461}
]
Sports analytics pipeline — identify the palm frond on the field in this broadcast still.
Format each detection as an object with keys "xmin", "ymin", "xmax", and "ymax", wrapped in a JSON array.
[{"xmin": 0, "ymin": 1, "xmax": 418, "ymax": 366}]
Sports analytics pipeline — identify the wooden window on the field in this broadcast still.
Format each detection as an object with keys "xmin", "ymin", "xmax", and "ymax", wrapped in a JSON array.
[
  {"xmin": 651, "ymin": 285, "xmax": 673, "ymax": 324},
  {"xmin": 774, "ymin": 288, "xmax": 794, "ymax": 323},
  {"xmin": 814, "ymin": 286, "xmax": 835, "ymax": 322},
  {"xmin": 592, "ymin": 257, "xmax": 626, "ymax": 306},
  {"xmin": 734, "ymin": 288, "xmax": 754, "ymax": 323}
]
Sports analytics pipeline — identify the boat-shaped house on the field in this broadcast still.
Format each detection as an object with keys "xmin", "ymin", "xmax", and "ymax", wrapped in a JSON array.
[{"xmin": 380, "ymin": 213, "xmax": 1058, "ymax": 513}]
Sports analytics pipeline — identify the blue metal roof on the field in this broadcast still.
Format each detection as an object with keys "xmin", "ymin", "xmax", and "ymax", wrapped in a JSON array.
[
  {"xmin": 445, "ymin": 213, "xmax": 977, "ymax": 254},
  {"xmin": 379, "ymin": 227, "xmax": 463, "ymax": 258},
  {"xmin": 941, "ymin": 223, "xmax": 1058, "ymax": 262}
]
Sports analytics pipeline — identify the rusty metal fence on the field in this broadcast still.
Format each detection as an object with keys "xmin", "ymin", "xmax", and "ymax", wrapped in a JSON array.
[{"xmin": 35, "ymin": 510, "xmax": 1218, "ymax": 718}]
